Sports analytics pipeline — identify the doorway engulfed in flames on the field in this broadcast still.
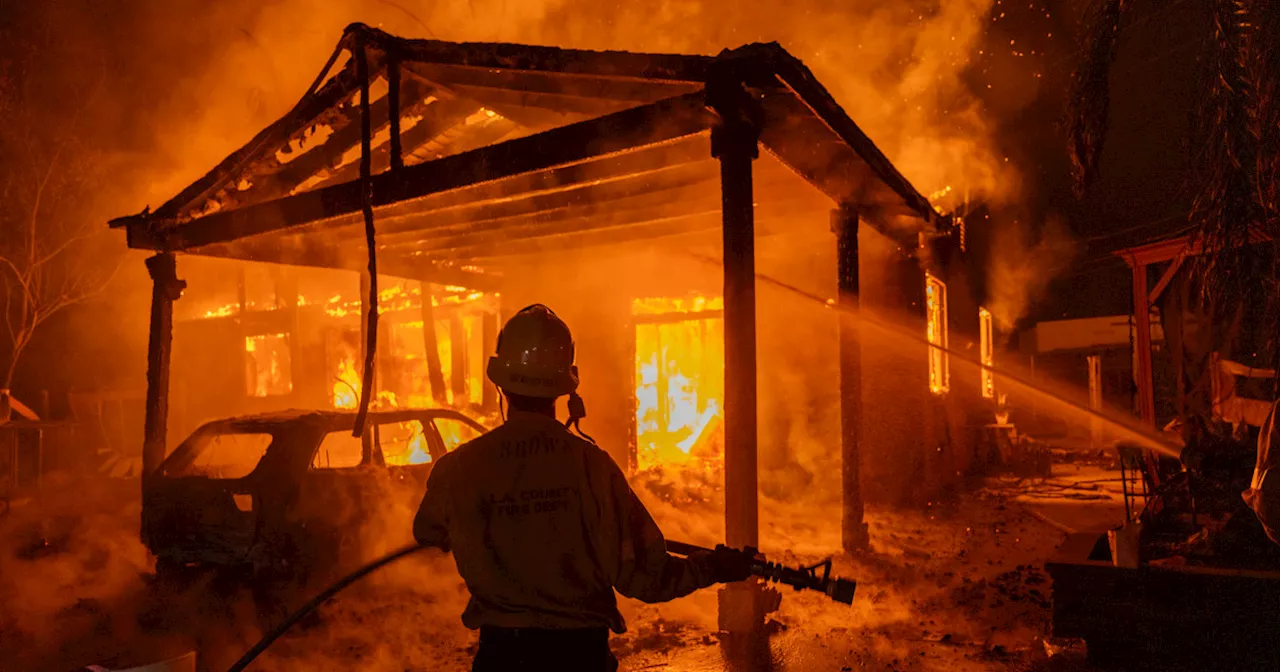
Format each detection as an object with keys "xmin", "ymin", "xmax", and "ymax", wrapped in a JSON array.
[{"xmin": 632, "ymin": 295, "xmax": 725, "ymax": 472}]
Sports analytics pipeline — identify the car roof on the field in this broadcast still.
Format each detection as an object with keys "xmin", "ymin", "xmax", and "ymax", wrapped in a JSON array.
[{"xmin": 193, "ymin": 408, "xmax": 481, "ymax": 435}]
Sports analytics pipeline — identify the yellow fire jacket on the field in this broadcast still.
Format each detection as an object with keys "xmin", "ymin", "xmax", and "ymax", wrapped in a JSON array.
[{"xmin": 413, "ymin": 410, "xmax": 714, "ymax": 633}]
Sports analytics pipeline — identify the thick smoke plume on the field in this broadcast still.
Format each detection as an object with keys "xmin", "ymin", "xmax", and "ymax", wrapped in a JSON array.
[
  {"xmin": 986, "ymin": 213, "xmax": 1081, "ymax": 332},
  {"xmin": 75, "ymin": 0, "xmax": 1021, "ymax": 226}
]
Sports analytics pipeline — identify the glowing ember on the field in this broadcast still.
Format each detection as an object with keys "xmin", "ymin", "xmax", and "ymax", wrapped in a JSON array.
[
  {"xmin": 925, "ymin": 273, "xmax": 950, "ymax": 395},
  {"xmin": 979, "ymin": 307, "xmax": 995, "ymax": 399},
  {"xmin": 633, "ymin": 296, "xmax": 724, "ymax": 471},
  {"xmin": 928, "ymin": 185, "xmax": 954, "ymax": 214}
]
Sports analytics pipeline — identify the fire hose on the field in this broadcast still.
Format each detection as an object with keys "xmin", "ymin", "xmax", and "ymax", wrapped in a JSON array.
[{"xmin": 226, "ymin": 541, "xmax": 856, "ymax": 671}]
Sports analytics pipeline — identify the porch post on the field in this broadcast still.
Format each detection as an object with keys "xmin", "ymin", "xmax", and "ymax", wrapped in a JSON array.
[
  {"xmin": 1088, "ymin": 354, "xmax": 1103, "ymax": 448},
  {"xmin": 1130, "ymin": 260, "xmax": 1156, "ymax": 427},
  {"xmin": 419, "ymin": 283, "xmax": 449, "ymax": 405},
  {"xmin": 450, "ymin": 314, "xmax": 467, "ymax": 405},
  {"xmin": 712, "ymin": 86, "xmax": 760, "ymax": 554},
  {"xmin": 832, "ymin": 206, "xmax": 869, "ymax": 552},
  {"xmin": 143, "ymin": 253, "xmax": 185, "ymax": 477},
  {"xmin": 481, "ymin": 311, "xmax": 499, "ymax": 412},
  {"xmin": 709, "ymin": 70, "xmax": 766, "ymax": 635}
]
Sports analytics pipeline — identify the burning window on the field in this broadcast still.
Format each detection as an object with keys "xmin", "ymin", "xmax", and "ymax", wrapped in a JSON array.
[
  {"xmin": 332, "ymin": 349, "xmax": 362, "ymax": 410},
  {"xmin": 979, "ymin": 307, "xmax": 995, "ymax": 399},
  {"xmin": 245, "ymin": 333, "xmax": 293, "ymax": 397},
  {"xmin": 925, "ymin": 273, "xmax": 949, "ymax": 395},
  {"xmin": 435, "ymin": 418, "xmax": 482, "ymax": 452},
  {"xmin": 382, "ymin": 420, "xmax": 433, "ymax": 465},
  {"xmin": 633, "ymin": 296, "xmax": 725, "ymax": 471}
]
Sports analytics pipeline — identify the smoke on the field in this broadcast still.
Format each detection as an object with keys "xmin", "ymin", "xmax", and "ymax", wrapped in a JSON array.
[
  {"xmin": 0, "ymin": 0, "xmax": 1040, "ymax": 402},
  {"xmin": 34, "ymin": 0, "xmax": 1023, "ymax": 223},
  {"xmin": 986, "ymin": 213, "xmax": 1081, "ymax": 333}
]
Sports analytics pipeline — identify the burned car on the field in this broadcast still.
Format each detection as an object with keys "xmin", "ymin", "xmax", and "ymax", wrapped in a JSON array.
[{"xmin": 144, "ymin": 409, "xmax": 486, "ymax": 585}]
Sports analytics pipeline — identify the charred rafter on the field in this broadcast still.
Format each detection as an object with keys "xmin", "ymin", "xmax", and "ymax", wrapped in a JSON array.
[
  {"xmin": 373, "ymin": 161, "xmax": 811, "ymax": 253},
  {"xmin": 449, "ymin": 204, "xmax": 824, "ymax": 263},
  {"xmin": 401, "ymin": 192, "xmax": 822, "ymax": 258},
  {"xmin": 154, "ymin": 57, "xmax": 369, "ymax": 221},
  {"xmin": 193, "ymin": 235, "xmax": 501, "ymax": 291},
  {"xmin": 407, "ymin": 61, "xmax": 699, "ymax": 104},
  {"xmin": 123, "ymin": 92, "xmax": 715, "ymax": 251},
  {"xmin": 367, "ymin": 132, "xmax": 712, "ymax": 225},
  {"xmin": 252, "ymin": 74, "xmax": 437, "ymax": 200},
  {"xmin": 346, "ymin": 157, "xmax": 723, "ymax": 245}
]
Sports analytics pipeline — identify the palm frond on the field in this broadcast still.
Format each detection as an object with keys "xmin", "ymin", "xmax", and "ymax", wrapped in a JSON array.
[
  {"xmin": 1190, "ymin": 0, "xmax": 1261, "ymax": 332},
  {"xmin": 1067, "ymin": 0, "xmax": 1129, "ymax": 196},
  {"xmin": 1246, "ymin": 0, "xmax": 1280, "ymax": 372}
]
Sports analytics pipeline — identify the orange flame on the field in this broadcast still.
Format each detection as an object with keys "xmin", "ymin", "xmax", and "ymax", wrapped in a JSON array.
[
  {"xmin": 979, "ymin": 307, "xmax": 995, "ymax": 399},
  {"xmin": 926, "ymin": 273, "xmax": 950, "ymax": 395},
  {"xmin": 633, "ymin": 296, "xmax": 724, "ymax": 471},
  {"xmin": 333, "ymin": 356, "xmax": 361, "ymax": 410}
]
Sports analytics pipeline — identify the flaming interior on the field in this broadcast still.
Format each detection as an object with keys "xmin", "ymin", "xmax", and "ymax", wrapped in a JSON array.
[
  {"xmin": 925, "ymin": 273, "xmax": 950, "ymax": 395},
  {"xmin": 244, "ymin": 333, "xmax": 293, "ymax": 397},
  {"xmin": 633, "ymin": 296, "xmax": 725, "ymax": 471},
  {"xmin": 979, "ymin": 306, "xmax": 995, "ymax": 399}
]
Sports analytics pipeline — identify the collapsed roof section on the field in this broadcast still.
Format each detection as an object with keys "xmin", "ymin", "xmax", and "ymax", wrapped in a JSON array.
[{"xmin": 110, "ymin": 23, "xmax": 946, "ymax": 288}]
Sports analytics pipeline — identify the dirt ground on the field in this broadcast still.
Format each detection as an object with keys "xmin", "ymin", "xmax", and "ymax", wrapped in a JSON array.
[{"xmin": 0, "ymin": 463, "xmax": 1120, "ymax": 672}]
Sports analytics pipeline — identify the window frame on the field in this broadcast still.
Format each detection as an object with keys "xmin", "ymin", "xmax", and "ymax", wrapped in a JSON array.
[{"xmin": 925, "ymin": 273, "xmax": 950, "ymax": 396}]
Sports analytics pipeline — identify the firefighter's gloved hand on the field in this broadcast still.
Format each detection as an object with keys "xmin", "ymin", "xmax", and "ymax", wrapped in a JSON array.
[{"xmin": 694, "ymin": 545, "xmax": 754, "ymax": 584}]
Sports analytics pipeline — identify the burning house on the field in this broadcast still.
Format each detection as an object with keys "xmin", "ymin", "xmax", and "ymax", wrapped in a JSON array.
[{"xmin": 109, "ymin": 23, "xmax": 1002, "ymax": 569}]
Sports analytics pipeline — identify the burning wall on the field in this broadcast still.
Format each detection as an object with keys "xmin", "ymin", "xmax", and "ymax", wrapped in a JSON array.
[
  {"xmin": 168, "ymin": 256, "xmax": 499, "ymax": 447},
  {"xmin": 160, "ymin": 192, "xmax": 995, "ymax": 509}
]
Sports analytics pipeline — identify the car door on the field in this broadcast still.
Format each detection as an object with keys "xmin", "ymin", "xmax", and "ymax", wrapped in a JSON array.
[
  {"xmin": 289, "ymin": 427, "xmax": 383, "ymax": 580},
  {"xmin": 373, "ymin": 417, "xmax": 438, "ymax": 548},
  {"xmin": 144, "ymin": 428, "xmax": 277, "ymax": 568}
]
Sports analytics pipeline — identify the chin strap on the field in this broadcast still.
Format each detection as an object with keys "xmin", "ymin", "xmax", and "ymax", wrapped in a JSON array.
[{"xmin": 565, "ymin": 392, "xmax": 597, "ymax": 445}]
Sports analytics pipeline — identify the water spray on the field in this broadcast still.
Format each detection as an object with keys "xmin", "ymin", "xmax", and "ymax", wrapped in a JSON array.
[{"xmin": 682, "ymin": 252, "xmax": 1182, "ymax": 459}]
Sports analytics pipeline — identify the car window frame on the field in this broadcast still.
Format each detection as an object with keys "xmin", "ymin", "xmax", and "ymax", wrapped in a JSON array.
[
  {"xmin": 158, "ymin": 426, "xmax": 281, "ymax": 479},
  {"xmin": 309, "ymin": 427, "xmax": 375, "ymax": 471}
]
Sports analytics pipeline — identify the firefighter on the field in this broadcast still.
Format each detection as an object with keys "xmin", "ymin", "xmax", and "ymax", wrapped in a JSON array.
[{"xmin": 413, "ymin": 304, "xmax": 751, "ymax": 672}]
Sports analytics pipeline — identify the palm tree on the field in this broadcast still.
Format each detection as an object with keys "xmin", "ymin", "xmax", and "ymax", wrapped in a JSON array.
[{"xmin": 1068, "ymin": 0, "xmax": 1280, "ymax": 372}]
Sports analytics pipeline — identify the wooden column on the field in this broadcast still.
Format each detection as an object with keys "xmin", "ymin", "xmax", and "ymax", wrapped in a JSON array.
[
  {"xmin": 1088, "ymin": 354, "xmax": 1103, "ymax": 448},
  {"xmin": 1131, "ymin": 261, "xmax": 1156, "ymax": 427},
  {"xmin": 833, "ymin": 206, "xmax": 868, "ymax": 552},
  {"xmin": 142, "ymin": 253, "xmax": 185, "ymax": 477},
  {"xmin": 419, "ymin": 284, "xmax": 449, "ymax": 405},
  {"xmin": 713, "ymin": 97, "xmax": 760, "ymax": 552},
  {"xmin": 450, "ymin": 314, "xmax": 467, "ymax": 406},
  {"xmin": 386, "ymin": 51, "xmax": 404, "ymax": 173},
  {"xmin": 359, "ymin": 271, "xmax": 374, "ymax": 462},
  {"xmin": 481, "ymin": 311, "xmax": 499, "ymax": 411},
  {"xmin": 711, "ymin": 75, "xmax": 765, "ymax": 635}
]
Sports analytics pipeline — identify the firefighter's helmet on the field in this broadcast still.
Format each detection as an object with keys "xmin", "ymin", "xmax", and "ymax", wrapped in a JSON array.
[{"xmin": 486, "ymin": 304, "xmax": 579, "ymax": 398}]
